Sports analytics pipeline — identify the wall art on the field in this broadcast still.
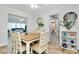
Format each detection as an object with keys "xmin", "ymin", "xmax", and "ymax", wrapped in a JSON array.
[{"xmin": 63, "ymin": 12, "xmax": 77, "ymax": 30}]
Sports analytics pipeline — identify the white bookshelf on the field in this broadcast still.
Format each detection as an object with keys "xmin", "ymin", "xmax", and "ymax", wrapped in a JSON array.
[{"xmin": 61, "ymin": 31, "xmax": 77, "ymax": 51}]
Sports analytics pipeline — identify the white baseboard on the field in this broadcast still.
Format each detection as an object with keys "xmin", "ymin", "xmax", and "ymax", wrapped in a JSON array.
[{"xmin": 0, "ymin": 43, "xmax": 7, "ymax": 47}]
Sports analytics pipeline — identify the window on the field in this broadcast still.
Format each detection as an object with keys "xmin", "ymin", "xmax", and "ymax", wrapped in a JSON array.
[{"xmin": 8, "ymin": 23, "xmax": 26, "ymax": 30}]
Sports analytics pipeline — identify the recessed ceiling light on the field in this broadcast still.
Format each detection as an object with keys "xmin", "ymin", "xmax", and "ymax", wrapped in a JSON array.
[
  {"xmin": 30, "ymin": 4, "xmax": 40, "ymax": 9},
  {"xmin": 20, "ymin": 18, "xmax": 24, "ymax": 21},
  {"xmin": 34, "ymin": 5, "xmax": 38, "ymax": 8}
]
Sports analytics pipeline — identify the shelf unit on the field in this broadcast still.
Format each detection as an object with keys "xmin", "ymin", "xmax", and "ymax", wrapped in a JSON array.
[{"xmin": 61, "ymin": 31, "xmax": 77, "ymax": 51}]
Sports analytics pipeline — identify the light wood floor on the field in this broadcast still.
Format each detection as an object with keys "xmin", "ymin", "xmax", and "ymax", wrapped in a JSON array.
[
  {"xmin": 0, "ymin": 33, "xmax": 78, "ymax": 54},
  {"xmin": 48, "ymin": 42, "xmax": 78, "ymax": 54},
  {"xmin": 0, "ymin": 43, "xmax": 78, "ymax": 54},
  {"xmin": 0, "ymin": 46, "xmax": 7, "ymax": 54}
]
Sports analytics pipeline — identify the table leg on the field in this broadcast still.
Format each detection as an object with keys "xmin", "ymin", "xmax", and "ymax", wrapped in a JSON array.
[{"xmin": 26, "ymin": 43, "xmax": 30, "ymax": 54}]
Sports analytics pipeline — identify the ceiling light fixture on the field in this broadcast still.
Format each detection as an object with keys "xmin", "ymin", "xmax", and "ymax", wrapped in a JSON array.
[
  {"xmin": 30, "ymin": 4, "xmax": 40, "ymax": 9},
  {"xmin": 20, "ymin": 18, "xmax": 24, "ymax": 21}
]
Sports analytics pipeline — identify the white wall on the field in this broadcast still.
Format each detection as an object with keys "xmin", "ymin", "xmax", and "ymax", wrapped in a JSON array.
[
  {"xmin": 27, "ymin": 15, "xmax": 38, "ymax": 32},
  {"xmin": 35, "ymin": 5, "xmax": 79, "ymax": 45},
  {"xmin": 0, "ymin": 6, "xmax": 34, "ymax": 46},
  {"xmin": 35, "ymin": 7, "xmax": 61, "ymax": 42},
  {"xmin": 0, "ymin": 6, "xmax": 8, "ymax": 45}
]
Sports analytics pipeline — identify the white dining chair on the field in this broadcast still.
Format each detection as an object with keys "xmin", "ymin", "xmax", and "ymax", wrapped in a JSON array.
[
  {"xmin": 8, "ymin": 31, "xmax": 16, "ymax": 54},
  {"xmin": 14, "ymin": 32, "xmax": 26, "ymax": 54},
  {"xmin": 31, "ymin": 31, "xmax": 49, "ymax": 54}
]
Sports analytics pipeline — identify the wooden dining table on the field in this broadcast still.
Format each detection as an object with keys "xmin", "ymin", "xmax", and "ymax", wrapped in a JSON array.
[{"xmin": 21, "ymin": 33, "xmax": 40, "ymax": 54}]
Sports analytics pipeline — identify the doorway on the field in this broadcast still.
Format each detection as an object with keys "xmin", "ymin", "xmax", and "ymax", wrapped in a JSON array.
[{"xmin": 49, "ymin": 14, "xmax": 60, "ymax": 46}]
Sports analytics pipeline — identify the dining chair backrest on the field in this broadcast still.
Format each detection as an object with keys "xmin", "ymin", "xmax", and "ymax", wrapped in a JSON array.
[
  {"xmin": 14, "ymin": 32, "xmax": 22, "ymax": 54},
  {"xmin": 9, "ymin": 31, "xmax": 16, "ymax": 54},
  {"xmin": 9, "ymin": 31, "xmax": 15, "ymax": 41},
  {"xmin": 39, "ymin": 31, "xmax": 48, "ymax": 49}
]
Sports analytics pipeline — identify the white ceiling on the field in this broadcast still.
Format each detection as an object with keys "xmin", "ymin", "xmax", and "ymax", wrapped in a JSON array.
[
  {"xmin": 7, "ymin": 4, "xmax": 61, "ymax": 23},
  {"xmin": 4, "ymin": 4, "xmax": 79, "ymax": 23},
  {"xmin": 5, "ymin": 4, "xmax": 61, "ymax": 15},
  {"xmin": 2, "ymin": 4, "xmax": 79, "ymax": 16},
  {"xmin": 1, "ymin": 4, "xmax": 79, "ymax": 15}
]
